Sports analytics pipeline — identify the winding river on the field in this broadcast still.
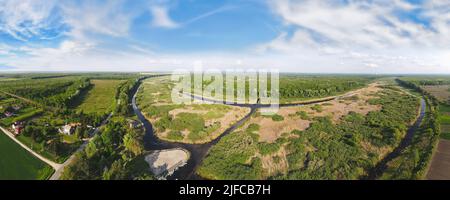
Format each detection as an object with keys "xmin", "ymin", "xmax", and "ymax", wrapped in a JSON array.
[{"xmin": 131, "ymin": 79, "xmax": 427, "ymax": 180}]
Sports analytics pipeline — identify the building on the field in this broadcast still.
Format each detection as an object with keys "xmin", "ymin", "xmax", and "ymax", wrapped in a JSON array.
[
  {"xmin": 59, "ymin": 123, "xmax": 81, "ymax": 135},
  {"xmin": 12, "ymin": 121, "xmax": 24, "ymax": 135}
]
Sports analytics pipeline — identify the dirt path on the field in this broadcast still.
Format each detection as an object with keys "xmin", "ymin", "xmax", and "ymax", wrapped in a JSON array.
[
  {"xmin": 0, "ymin": 126, "xmax": 61, "ymax": 170},
  {"xmin": 426, "ymin": 139, "xmax": 450, "ymax": 180}
]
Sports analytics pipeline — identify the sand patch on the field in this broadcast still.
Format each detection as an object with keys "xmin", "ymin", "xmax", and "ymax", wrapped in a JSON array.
[{"xmin": 145, "ymin": 148, "xmax": 190, "ymax": 178}]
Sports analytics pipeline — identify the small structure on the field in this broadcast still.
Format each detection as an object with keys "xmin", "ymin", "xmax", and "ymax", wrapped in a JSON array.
[
  {"xmin": 59, "ymin": 123, "xmax": 81, "ymax": 135},
  {"xmin": 12, "ymin": 105, "xmax": 21, "ymax": 111},
  {"xmin": 12, "ymin": 121, "xmax": 24, "ymax": 135},
  {"xmin": 4, "ymin": 111, "xmax": 13, "ymax": 117},
  {"xmin": 127, "ymin": 119, "xmax": 141, "ymax": 129}
]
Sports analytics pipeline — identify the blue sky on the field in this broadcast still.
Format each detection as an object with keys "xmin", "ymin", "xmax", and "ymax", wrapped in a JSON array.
[{"xmin": 0, "ymin": 0, "xmax": 449, "ymax": 73}]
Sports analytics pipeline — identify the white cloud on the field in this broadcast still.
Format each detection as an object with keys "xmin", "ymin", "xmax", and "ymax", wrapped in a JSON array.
[
  {"xmin": 0, "ymin": 0, "xmax": 60, "ymax": 41},
  {"xmin": 150, "ymin": 6, "xmax": 179, "ymax": 28},
  {"xmin": 258, "ymin": 0, "xmax": 450, "ymax": 73}
]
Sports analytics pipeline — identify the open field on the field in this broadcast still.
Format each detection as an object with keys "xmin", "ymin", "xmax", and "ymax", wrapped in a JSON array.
[
  {"xmin": 422, "ymin": 85, "xmax": 450, "ymax": 103},
  {"xmin": 426, "ymin": 139, "xmax": 450, "ymax": 180},
  {"xmin": 198, "ymin": 82, "xmax": 421, "ymax": 180},
  {"xmin": 76, "ymin": 79, "xmax": 123, "ymax": 114},
  {"xmin": 137, "ymin": 77, "xmax": 250, "ymax": 144},
  {"xmin": 0, "ymin": 130, "xmax": 53, "ymax": 180},
  {"xmin": 439, "ymin": 104, "xmax": 450, "ymax": 140}
]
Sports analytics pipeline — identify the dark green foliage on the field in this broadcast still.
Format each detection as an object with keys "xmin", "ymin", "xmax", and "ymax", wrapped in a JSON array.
[
  {"xmin": 279, "ymin": 76, "xmax": 373, "ymax": 101},
  {"xmin": 60, "ymin": 117, "xmax": 149, "ymax": 180},
  {"xmin": 0, "ymin": 77, "xmax": 91, "ymax": 108},
  {"xmin": 295, "ymin": 111, "xmax": 310, "ymax": 120},
  {"xmin": 380, "ymin": 79, "xmax": 442, "ymax": 179},
  {"xmin": 197, "ymin": 131, "xmax": 261, "ymax": 180},
  {"xmin": 200, "ymin": 85, "xmax": 421, "ymax": 180},
  {"xmin": 271, "ymin": 114, "xmax": 284, "ymax": 121}
]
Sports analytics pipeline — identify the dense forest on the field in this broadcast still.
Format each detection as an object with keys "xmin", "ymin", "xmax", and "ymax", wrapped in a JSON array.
[
  {"xmin": 0, "ymin": 77, "xmax": 90, "ymax": 108},
  {"xmin": 279, "ymin": 76, "xmax": 374, "ymax": 101}
]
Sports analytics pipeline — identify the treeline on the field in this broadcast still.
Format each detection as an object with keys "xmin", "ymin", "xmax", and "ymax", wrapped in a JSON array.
[
  {"xmin": 115, "ymin": 75, "xmax": 167, "ymax": 116},
  {"xmin": 0, "ymin": 77, "xmax": 91, "ymax": 108},
  {"xmin": 114, "ymin": 79, "xmax": 139, "ymax": 116},
  {"xmin": 279, "ymin": 76, "xmax": 372, "ymax": 100},
  {"xmin": 60, "ymin": 117, "xmax": 152, "ymax": 180}
]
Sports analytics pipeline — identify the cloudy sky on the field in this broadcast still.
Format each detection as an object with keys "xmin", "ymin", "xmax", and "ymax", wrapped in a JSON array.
[{"xmin": 0, "ymin": 0, "xmax": 449, "ymax": 73}]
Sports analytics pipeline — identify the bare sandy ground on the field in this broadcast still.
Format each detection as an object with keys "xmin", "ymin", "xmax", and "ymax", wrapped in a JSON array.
[
  {"xmin": 426, "ymin": 139, "xmax": 450, "ymax": 180},
  {"xmin": 145, "ymin": 148, "xmax": 190, "ymax": 177}
]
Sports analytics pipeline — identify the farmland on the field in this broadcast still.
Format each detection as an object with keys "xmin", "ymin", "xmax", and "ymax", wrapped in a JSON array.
[
  {"xmin": 0, "ymin": 129, "xmax": 53, "ymax": 180},
  {"xmin": 75, "ymin": 79, "xmax": 124, "ymax": 114}
]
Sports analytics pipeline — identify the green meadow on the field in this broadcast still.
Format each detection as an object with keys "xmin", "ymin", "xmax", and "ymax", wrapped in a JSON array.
[
  {"xmin": 76, "ymin": 79, "xmax": 123, "ymax": 114},
  {"xmin": 0, "ymin": 131, "xmax": 53, "ymax": 180}
]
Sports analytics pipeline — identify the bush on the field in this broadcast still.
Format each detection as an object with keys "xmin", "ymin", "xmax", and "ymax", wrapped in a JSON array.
[{"xmin": 271, "ymin": 114, "xmax": 284, "ymax": 121}]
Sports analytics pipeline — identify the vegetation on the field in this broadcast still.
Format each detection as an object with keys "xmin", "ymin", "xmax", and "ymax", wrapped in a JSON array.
[
  {"xmin": 137, "ymin": 77, "xmax": 249, "ymax": 143},
  {"xmin": 0, "ymin": 77, "xmax": 90, "ymax": 108},
  {"xmin": 0, "ymin": 131, "xmax": 54, "ymax": 180},
  {"xmin": 75, "ymin": 79, "xmax": 123, "ymax": 114},
  {"xmin": 193, "ymin": 74, "xmax": 374, "ymax": 103},
  {"xmin": 60, "ymin": 117, "xmax": 151, "ymax": 180},
  {"xmin": 198, "ymin": 84, "xmax": 421, "ymax": 180},
  {"xmin": 379, "ymin": 79, "xmax": 441, "ymax": 179}
]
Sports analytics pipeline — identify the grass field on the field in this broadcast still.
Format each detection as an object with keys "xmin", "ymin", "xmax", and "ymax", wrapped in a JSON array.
[
  {"xmin": 0, "ymin": 131, "xmax": 54, "ymax": 180},
  {"xmin": 76, "ymin": 79, "xmax": 123, "ymax": 114}
]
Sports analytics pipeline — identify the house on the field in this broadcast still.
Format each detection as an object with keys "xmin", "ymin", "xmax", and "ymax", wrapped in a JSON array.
[
  {"xmin": 12, "ymin": 121, "xmax": 24, "ymax": 135},
  {"xmin": 59, "ymin": 123, "xmax": 81, "ymax": 135}
]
